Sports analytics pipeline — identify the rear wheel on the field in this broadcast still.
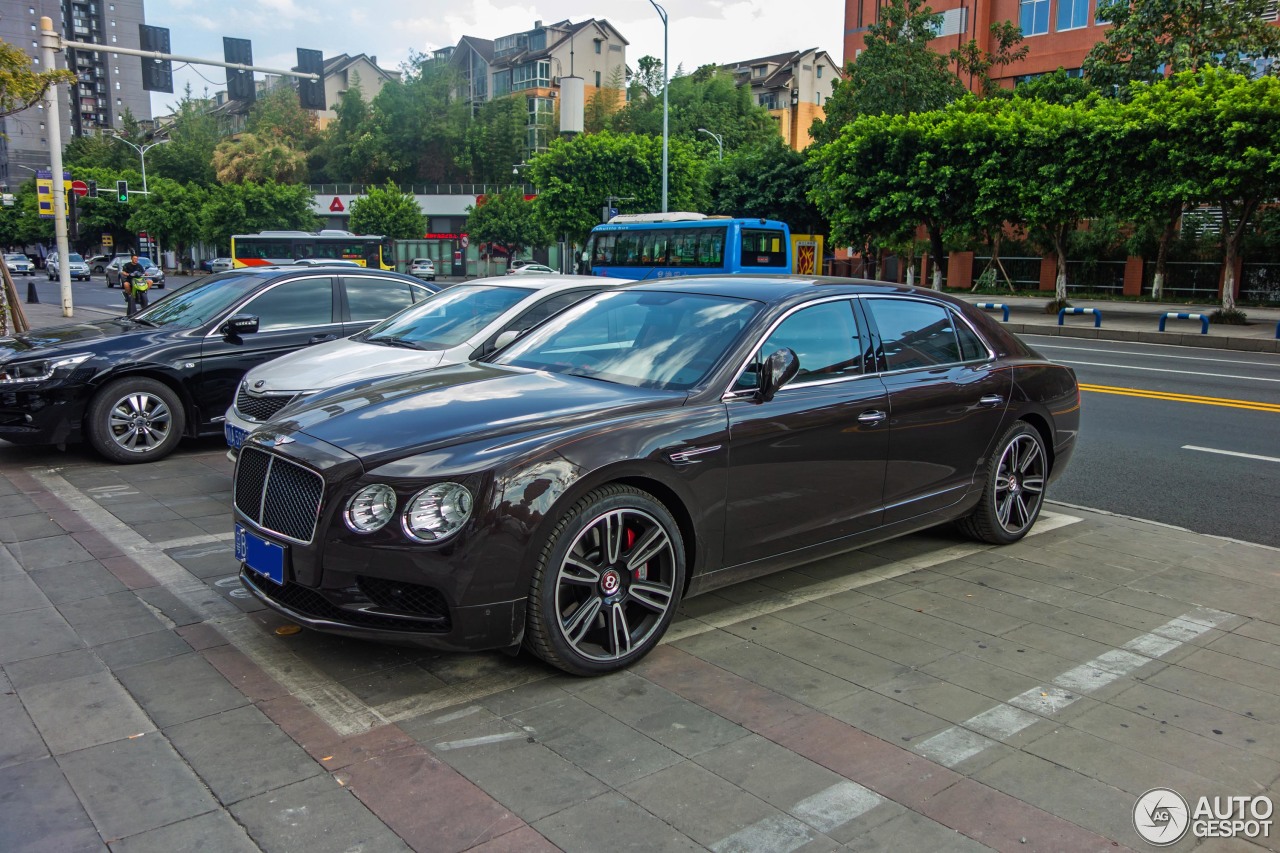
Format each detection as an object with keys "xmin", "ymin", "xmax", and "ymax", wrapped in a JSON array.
[
  {"xmin": 957, "ymin": 422, "xmax": 1047, "ymax": 545},
  {"xmin": 525, "ymin": 485, "xmax": 685, "ymax": 676},
  {"xmin": 86, "ymin": 378, "xmax": 186, "ymax": 464}
]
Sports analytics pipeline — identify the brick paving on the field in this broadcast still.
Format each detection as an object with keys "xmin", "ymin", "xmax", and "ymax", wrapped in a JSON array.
[{"xmin": 1, "ymin": 441, "xmax": 1278, "ymax": 851}]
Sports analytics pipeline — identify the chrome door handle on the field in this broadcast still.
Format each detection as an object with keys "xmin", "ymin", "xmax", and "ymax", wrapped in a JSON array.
[
  {"xmin": 979, "ymin": 395, "xmax": 1005, "ymax": 407},
  {"xmin": 857, "ymin": 410, "xmax": 887, "ymax": 425}
]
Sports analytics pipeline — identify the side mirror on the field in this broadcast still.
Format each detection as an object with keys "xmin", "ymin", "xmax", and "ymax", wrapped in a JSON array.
[
  {"xmin": 757, "ymin": 347, "xmax": 799, "ymax": 402},
  {"xmin": 222, "ymin": 314, "xmax": 259, "ymax": 337}
]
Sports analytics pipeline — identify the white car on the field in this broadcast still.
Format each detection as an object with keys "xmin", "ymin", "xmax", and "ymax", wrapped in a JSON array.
[
  {"xmin": 292, "ymin": 258, "xmax": 362, "ymax": 267},
  {"xmin": 4, "ymin": 254, "xmax": 33, "ymax": 276},
  {"xmin": 408, "ymin": 258, "xmax": 436, "ymax": 281},
  {"xmin": 47, "ymin": 252, "xmax": 91, "ymax": 281},
  {"xmin": 210, "ymin": 257, "xmax": 235, "ymax": 273},
  {"xmin": 224, "ymin": 275, "xmax": 628, "ymax": 450},
  {"xmin": 507, "ymin": 263, "xmax": 558, "ymax": 276}
]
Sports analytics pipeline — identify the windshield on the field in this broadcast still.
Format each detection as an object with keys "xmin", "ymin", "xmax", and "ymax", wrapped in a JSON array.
[
  {"xmin": 356, "ymin": 284, "xmax": 529, "ymax": 351},
  {"xmin": 68, "ymin": 254, "xmax": 84, "ymax": 263},
  {"xmin": 132, "ymin": 272, "xmax": 262, "ymax": 329},
  {"xmin": 5, "ymin": 254, "xmax": 24, "ymax": 261},
  {"xmin": 495, "ymin": 290, "xmax": 762, "ymax": 391}
]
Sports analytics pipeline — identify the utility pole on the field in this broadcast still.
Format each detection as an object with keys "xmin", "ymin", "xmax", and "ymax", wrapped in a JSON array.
[{"xmin": 38, "ymin": 17, "xmax": 73, "ymax": 318}]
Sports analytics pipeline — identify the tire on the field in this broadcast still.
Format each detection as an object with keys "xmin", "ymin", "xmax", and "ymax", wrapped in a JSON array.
[
  {"xmin": 86, "ymin": 377, "xmax": 186, "ymax": 464},
  {"xmin": 957, "ymin": 421, "xmax": 1048, "ymax": 545},
  {"xmin": 524, "ymin": 484, "xmax": 685, "ymax": 676}
]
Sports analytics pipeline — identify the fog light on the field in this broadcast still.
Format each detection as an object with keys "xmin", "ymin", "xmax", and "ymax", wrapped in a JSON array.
[
  {"xmin": 344, "ymin": 484, "xmax": 396, "ymax": 533},
  {"xmin": 402, "ymin": 483, "xmax": 473, "ymax": 542}
]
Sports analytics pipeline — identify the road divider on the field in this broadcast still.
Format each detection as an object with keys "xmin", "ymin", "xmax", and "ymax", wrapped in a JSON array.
[
  {"xmin": 1079, "ymin": 383, "xmax": 1280, "ymax": 413},
  {"xmin": 1159, "ymin": 312, "xmax": 1210, "ymax": 335},
  {"xmin": 1058, "ymin": 306, "xmax": 1102, "ymax": 327},
  {"xmin": 975, "ymin": 302, "xmax": 1010, "ymax": 322}
]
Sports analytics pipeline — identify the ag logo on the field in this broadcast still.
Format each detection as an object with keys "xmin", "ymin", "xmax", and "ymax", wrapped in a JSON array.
[{"xmin": 1134, "ymin": 788, "xmax": 1190, "ymax": 846}]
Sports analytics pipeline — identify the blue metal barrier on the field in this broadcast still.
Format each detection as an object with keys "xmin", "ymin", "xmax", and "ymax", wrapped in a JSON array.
[
  {"xmin": 975, "ymin": 302, "xmax": 1010, "ymax": 322},
  {"xmin": 1057, "ymin": 307, "xmax": 1102, "ymax": 328},
  {"xmin": 1275, "ymin": 320, "xmax": 1279, "ymax": 340},
  {"xmin": 1158, "ymin": 312, "xmax": 1209, "ymax": 335}
]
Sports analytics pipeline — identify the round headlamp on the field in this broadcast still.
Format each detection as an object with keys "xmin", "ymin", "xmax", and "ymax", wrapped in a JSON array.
[
  {"xmin": 344, "ymin": 484, "xmax": 397, "ymax": 533},
  {"xmin": 402, "ymin": 483, "xmax": 473, "ymax": 543}
]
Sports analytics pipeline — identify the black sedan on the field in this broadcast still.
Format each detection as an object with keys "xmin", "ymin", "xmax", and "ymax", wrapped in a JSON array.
[
  {"xmin": 234, "ymin": 277, "xmax": 1079, "ymax": 675},
  {"xmin": 0, "ymin": 267, "xmax": 438, "ymax": 463}
]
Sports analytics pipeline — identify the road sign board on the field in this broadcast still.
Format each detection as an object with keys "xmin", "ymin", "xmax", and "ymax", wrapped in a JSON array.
[
  {"xmin": 72, "ymin": 180, "xmax": 89, "ymax": 197},
  {"xmin": 102, "ymin": 234, "xmax": 114, "ymax": 247},
  {"xmin": 460, "ymin": 235, "xmax": 469, "ymax": 249},
  {"xmin": 329, "ymin": 197, "xmax": 344, "ymax": 212}
]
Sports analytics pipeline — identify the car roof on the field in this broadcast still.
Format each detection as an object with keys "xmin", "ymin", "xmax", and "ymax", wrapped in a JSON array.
[
  {"xmin": 624, "ymin": 275, "xmax": 946, "ymax": 304},
  {"xmin": 214, "ymin": 266, "xmax": 430, "ymax": 284},
  {"xmin": 463, "ymin": 274, "xmax": 629, "ymax": 293}
]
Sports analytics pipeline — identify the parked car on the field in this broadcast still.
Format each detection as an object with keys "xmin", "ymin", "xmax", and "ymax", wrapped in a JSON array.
[
  {"xmin": 87, "ymin": 255, "xmax": 115, "ymax": 274},
  {"xmin": 408, "ymin": 258, "xmax": 436, "ymax": 281},
  {"xmin": 210, "ymin": 258, "xmax": 235, "ymax": 273},
  {"xmin": 293, "ymin": 258, "xmax": 363, "ymax": 267},
  {"xmin": 507, "ymin": 263, "xmax": 558, "ymax": 276},
  {"xmin": 104, "ymin": 256, "xmax": 166, "ymax": 289},
  {"xmin": 4, "ymin": 253, "xmax": 34, "ymax": 276},
  {"xmin": 224, "ymin": 275, "xmax": 629, "ymax": 452},
  {"xmin": 0, "ymin": 267, "xmax": 440, "ymax": 463},
  {"xmin": 47, "ymin": 252, "xmax": 91, "ymax": 281},
  {"xmin": 233, "ymin": 277, "xmax": 1080, "ymax": 675}
]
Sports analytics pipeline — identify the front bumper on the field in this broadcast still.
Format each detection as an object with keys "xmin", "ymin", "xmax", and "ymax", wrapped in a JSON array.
[{"xmin": 0, "ymin": 386, "xmax": 86, "ymax": 445}]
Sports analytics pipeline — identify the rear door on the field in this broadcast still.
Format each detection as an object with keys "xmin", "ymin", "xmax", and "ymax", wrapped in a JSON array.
[{"xmin": 340, "ymin": 275, "xmax": 429, "ymax": 336}]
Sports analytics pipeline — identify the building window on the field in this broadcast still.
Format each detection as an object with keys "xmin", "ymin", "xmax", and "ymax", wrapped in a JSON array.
[
  {"xmin": 595, "ymin": 70, "xmax": 601, "ymax": 86},
  {"xmin": 111, "ymin": 34, "xmax": 116, "ymax": 42},
  {"xmin": 816, "ymin": 65, "xmax": 823, "ymax": 79},
  {"xmin": 1058, "ymin": 0, "xmax": 1088, "ymax": 30},
  {"xmin": 594, "ymin": 39, "xmax": 602, "ymax": 54},
  {"xmin": 759, "ymin": 92, "xmax": 778, "ymax": 109},
  {"xmin": 753, "ymin": 65, "xmax": 766, "ymax": 77},
  {"xmin": 1020, "ymin": 0, "xmax": 1050, "ymax": 34},
  {"xmin": 115, "ymin": 81, "xmax": 120, "ymax": 90}
]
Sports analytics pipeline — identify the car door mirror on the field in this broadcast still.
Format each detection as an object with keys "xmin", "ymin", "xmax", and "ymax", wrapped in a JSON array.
[
  {"xmin": 221, "ymin": 314, "xmax": 259, "ymax": 337},
  {"xmin": 757, "ymin": 347, "xmax": 800, "ymax": 402}
]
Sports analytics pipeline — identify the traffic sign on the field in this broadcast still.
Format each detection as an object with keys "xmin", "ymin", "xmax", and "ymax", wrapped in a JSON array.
[
  {"xmin": 460, "ymin": 235, "xmax": 469, "ymax": 249},
  {"xmin": 71, "ymin": 180, "xmax": 89, "ymax": 197},
  {"xmin": 329, "ymin": 197, "xmax": 344, "ymax": 212},
  {"xmin": 102, "ymin": 234, "xmax": 114, "ymax": 247}
]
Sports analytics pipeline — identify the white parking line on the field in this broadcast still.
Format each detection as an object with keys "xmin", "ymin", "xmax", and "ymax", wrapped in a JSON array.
[
  {"xmin": 913, "ymin": 606, "xmax": 1234, "ymax": 769},
  {"xmin": 1183, "ymin": 445, "xmax": 1280, "ymax": 464},
  {"xmin": 790, "ymin": 781, "xmax": 884, "ymax": 833},
  {"xmin": 433, "ymin": 732, "xmax": 530, "ymax": 750},
  {"xmin": 711, "ymin": 813, "xmax": 815, "ymax": 853}
]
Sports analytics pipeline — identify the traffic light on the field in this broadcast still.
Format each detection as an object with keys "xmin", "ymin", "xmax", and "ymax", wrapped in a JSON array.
[
  {"xmin": 117, "ymin": 180, "xmax": 129, "ymax": 203},
  {"xmin": 296, "ymin": 48, "xmax": 326, "ymax": 111},
  {"xmin": 224, "ymin": 37, "xmax": 256, "ymax": 103},
  {"xmin": 139, "ymin": 25, "xmax": 174, "ymax": 93},
  {"xmin": 87, "ymin": 180, "xmax": 97, "ymax": 199}
]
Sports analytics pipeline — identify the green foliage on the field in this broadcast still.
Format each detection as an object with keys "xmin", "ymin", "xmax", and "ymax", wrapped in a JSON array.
[
  {"xmin": 0, "ymin": 39, "xmax": 75, "ymax": 119},
  {"xmin": 465, "ymin": 188, "xmax": 548, "ymax": 257},
  {"xmin": 950, "ymin": 22, "xmax": 1029, "ymax": 97},
  {"xmin": 528, "ymin": 131, "xmax": 707, "ymax": 244},
  {"xmin": 1085, "ymin": 0, "xmax": 1280, "ymax": 93},
  {"xmin": 358, "ymin": 61, "xmax": 471, "ymax": 183},
  {"xmin": 147, "ymin": 86, "xmax": 219, "ymax": 186},
  {"xmin": 1005, "ymin": 69, "xmax": 1095, "ymax": 105},
  {"xmin": 247, "ymin": 83, "xmax": 317, "ymax": 148},
  {"xmin": 67, "ymin": 165, "xmax": 143, "ymax": 251},
  {"xmin": 201, "ymin": 181, "xmax": 321, "ymax": 251},
  {"xmin": 63, "ymin": 133, "xmax": 134, "ymax": 172},
  {"xmin": 458, "ymin": 97, "xmax": 527, "ymax": 183},
  {"xmin": 348, "ymin": 182, "xmax": 426, "ymax": 239},
  {"xmin": 708, "ymin": 138, "xmax": 824, "ymax": 232},
  {"xmin": 127, "ymin": 178, "xmax": 207, "ymax": 258},
  {"xmin": 631, "ymin": 56, "xmax": 666, "ymax": 99},
  {"xmin": 213, "ymin": 133, "xmax": 308, "ymax": 184},
  {"xmin": 811, "ymin": 0, "xmax": 963, "ymax": 145},
  {"xmin": 610, "ymin": 68, "xmax": 778, "ymax": 153}
]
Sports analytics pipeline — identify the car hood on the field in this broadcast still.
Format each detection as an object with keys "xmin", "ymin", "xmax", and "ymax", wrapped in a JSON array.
[
  {"xmin": 0, "ymin": 317, "xmax": 163, "ymax": 360},
  {"xmin": 279, "ymin": 362, "xmax": 681, "ymax": 466},
  {"xmin": 245, "ymin": 338, "xmax": 448, "ymax": 393}
]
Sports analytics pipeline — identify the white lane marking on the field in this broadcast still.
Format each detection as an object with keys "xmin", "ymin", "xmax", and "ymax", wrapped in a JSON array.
[
  {"xmin": 711, "ymin": 813, "xmax": 815, "ymax": 853},
  {"xmin": 1032, "ymin": 343, "xmax": 1280, "ymax": 368},
  {"xmin": 1183, "ymin": 445, "xmax": 1280, "ymax": 464},
  {"xmin": 790, "ymin": 781, "xmax": 884, "ymax": 833},
  {"xmin": 1056, "ymin": 359, "xmax": 1280, "ymax": 383},
  {"xmin": 29, "ymin": 467, "xmax": 389, "ymax": 737},
  {"xmin": 1023, "ymin": 334, "xmax": 1280, "ymax": 359},
  {"xmin": 915, "ymin": 607, "xmax": 1234, "ymax": 768},
  {"xmin": 433, "ymin": 732, "xmax": 529, "ymax": 750},
  {"xmin": 665, "ymin": 511, "xmax": 1081, "ymax": 643}
]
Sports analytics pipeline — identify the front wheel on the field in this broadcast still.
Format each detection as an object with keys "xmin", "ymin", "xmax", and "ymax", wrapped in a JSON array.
[
  {"xmin": 86, "ymin": 377, "xmax": 186, "ymax": 464},
  {"xmin": 957, "ymin": 422, "xmax": 1048, "ymax": 545},
  {"xmin": 525, "ymin": 485, "xmax": 685, "ymax": 676}
]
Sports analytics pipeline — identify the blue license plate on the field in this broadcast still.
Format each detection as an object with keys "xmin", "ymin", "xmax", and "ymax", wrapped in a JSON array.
[
  {"xmin": 225, "ymin": 423, "xmax": 249, "ymax": 449},
  {"xmin": 235, "ymin": 524, "xmax": 285, "ymax": 585}
]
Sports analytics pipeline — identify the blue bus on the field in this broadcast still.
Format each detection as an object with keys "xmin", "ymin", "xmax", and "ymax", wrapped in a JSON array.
[{"xmin": 585, "ymin": 213, "xmax": 791, "ymax": 280}]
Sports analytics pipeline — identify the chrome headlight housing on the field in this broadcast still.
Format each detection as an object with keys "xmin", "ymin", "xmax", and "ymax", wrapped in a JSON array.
[
  {"xmin": 402, "ymin": 483, "xmax": 473, "ymax": 543},
  {"xmin": 0, "ymin": 353, "xmax": 92, "ymax": 384},
  {"xmin": 344, "ymin": 484, "xmax": 397, "ymax": 533}
]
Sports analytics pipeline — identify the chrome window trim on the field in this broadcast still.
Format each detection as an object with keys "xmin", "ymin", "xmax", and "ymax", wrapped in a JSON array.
[
  {"xmin": 860, "ymin": 295, "xmax": 996, "ymax": 376},
  {"xmin": 202, "ymin": 273, "xmax": 341, "ymax": 339}
]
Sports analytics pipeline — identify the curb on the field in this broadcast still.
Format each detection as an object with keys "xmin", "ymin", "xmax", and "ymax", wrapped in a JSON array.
[{"xmin": 1003, "ymin": 321, "xmax": 1280, "ymax": 353}]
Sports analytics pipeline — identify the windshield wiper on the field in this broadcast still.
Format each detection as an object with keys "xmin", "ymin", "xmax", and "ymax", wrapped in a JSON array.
[
  {"xmin": 367, "ymin": 335, "xmax": 424, "ymax": 350},
  {"xmin": 131, "ymin": 317, "xmax": 159, "ymax": 327}
]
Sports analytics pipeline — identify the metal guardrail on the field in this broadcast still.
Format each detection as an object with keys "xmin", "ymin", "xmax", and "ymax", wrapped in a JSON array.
[
  {"xmin": 975, "ymin": 302, "xmax": 1010, "ymax": 322},
  {"xmin": 1058, "ymin": 307, "xmax": 1102, "ymax": 327},
  {"xmin": 1158, "ymin": 312, "xmax": 1209, "ymax": 335}
]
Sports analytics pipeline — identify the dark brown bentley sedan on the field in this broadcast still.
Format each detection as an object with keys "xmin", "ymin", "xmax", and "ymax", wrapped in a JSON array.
[{"xmin": 234, "ymin": 277, "xmax": 1078, "ymax": 675}]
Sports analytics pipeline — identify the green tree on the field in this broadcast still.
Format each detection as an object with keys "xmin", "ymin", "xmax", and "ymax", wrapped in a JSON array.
[
  {"xmin": 348, "ymin": 182, "xmax": 426, "ymax": 239},
  {"xmin": 459, "ymin": 97, "xmax": 527, "ymax": 183},
  {"xmin": 212, "ymin": 133, "xmax": 308, "ymax": 184},
  {"xmin": 1085, "ymin": 0, "xmax": 1280, "ymax": 93},
  {"xmin": 66, "ymin": 165, "xmax": 142, "ymax": 252},
  {"xmin": 465, "ymin": 188, "xmax": 549, "ymax": 272},
  {"xmin": 950, "ymin": 22, "xmax": 1029, "ymax": 97},
  {"xmin": 0, "ymin": 40, "xmax": 74, "ymax": 119},
  {"xmin": 585, "ymin": 66, "xmax": 626, "ymax": 133},
  {"xmin": 631, "ymin": 56, "xmax": 666, "ymax": 99},
  {"xmin": 810, "ymin": 0, "xmax": 963, "ymax": 145},
  {"xmin": 310, "ymin": 85, "xmax": 371, "ymax": 182},
  {"xmin": 202, "ymin": 181, "xmax": 321, "ymax": 251},
  {"xmin": 63, "ymin": 133, "xmax": 134, "ymax": 172},
  {"xmin": 611, "ymin": 66, "xmax": 778, "ymax": 153},
  {"xmin": 528, "ymin": 131, "xmax": 706, "ymax": 246},
  {"xmin": 359, "ymin": 60, "xmax": 470, "ymax": 183},
  {"xmin": 148, "ymin": 85, "xmax": 219, "ymax": 185},
  {"xmin": 247, "ymin": 82, "xmax": 318, "ymax": 149},
  {"xmin": 709, "ymin": 137, "xmax": 824, "ymax": 233},
  {"xmin": 127, "ymin": 178, "xmax": 207, "ymax": 266}
]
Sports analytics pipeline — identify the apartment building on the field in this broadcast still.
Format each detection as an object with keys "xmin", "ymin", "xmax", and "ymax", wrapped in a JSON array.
[
  {"xmin": 0, "ymin": 0, "xmax": 152, "ymax": 188},
  {"xmin": 720, "ymin": 48, "xmax": 842, "ymax": 150},
  {"xmin": 436, "ymin": 19, "xmax": 628, "ymax": 156}
]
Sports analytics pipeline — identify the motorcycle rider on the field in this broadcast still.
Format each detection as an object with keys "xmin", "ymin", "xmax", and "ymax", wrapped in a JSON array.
[{"xmin": 121, "ymin": 253, "xmax": 149, "ymax": 316}]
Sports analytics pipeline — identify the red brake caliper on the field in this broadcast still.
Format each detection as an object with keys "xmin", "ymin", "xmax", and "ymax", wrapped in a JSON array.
[{"xmin": 626, "ymin": 527, "xmax": 644, "ymax": 580}]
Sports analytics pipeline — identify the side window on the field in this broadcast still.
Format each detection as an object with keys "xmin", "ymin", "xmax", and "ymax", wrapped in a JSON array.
[
  {"xmin": 738, "ymin": 300, "xmax": 861, "ymax": 389},
  {"xmin": 953, "ymin": 313, "xmax": 990, "ymax": 361},
  {"xmin": 867, "ymin": 299, "xmax": 963, "ymax": 370},
  {"xmin": 504, "ymin": 290, "xmax": 593, "ymax": 334},
  {"xmin": 241, "ymin": 278, "xmax": 335, "ymax": 331},
  {"xmin": 344, "ymin": 276, "xmax": 415, "ymax": 322}
]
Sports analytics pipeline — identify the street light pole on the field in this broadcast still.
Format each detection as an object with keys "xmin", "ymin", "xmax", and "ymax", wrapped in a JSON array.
[
  {"xmin": 647, "ymin": 0, "xmax": 669, "ymax": 213},
  {"xmin": 107, "ymin": 133, "xmax": 171, "ymax": 194},
  {"xmin": 38, "ymin": 16, "xmax": 74, "ymax": 318},
  {"xmin": 697, "ymin": 128, "xmax": 723, "ymax": 161}
]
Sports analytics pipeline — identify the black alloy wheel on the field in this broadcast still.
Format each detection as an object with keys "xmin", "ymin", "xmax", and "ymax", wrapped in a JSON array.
[
  {"xmin": 526, "ymin": 484, "xmax": 685, "ymax": 675},
  {"xmin": 958, "ymin": 421, "xmax": 1048, "ymax": 545}
]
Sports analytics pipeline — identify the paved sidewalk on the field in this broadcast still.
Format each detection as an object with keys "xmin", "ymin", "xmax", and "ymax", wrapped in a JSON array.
[{"xmin": 2, "ymin": 442, "xmax": 1278, "ymax": 852}]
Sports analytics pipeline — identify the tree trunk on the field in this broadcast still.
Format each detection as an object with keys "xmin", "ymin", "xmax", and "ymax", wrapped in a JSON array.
[
  {"xmin": 1221, "ymin": 199, "xmax": 1258, "ymax": 314},
  {"xmin": 1053, "ymin": 227, "xmax": 1069, "ymax": 303},
  {"xmin": 1150, "ymin": 201, "xmax": 1180, "ymax": 301},
  {"xmin": 928, "ymin": 223, "xmax": 945, "ymax": 291},
  {"xmin": 905, "ymin": 242, "xmax": 916, "ymax": 286}
]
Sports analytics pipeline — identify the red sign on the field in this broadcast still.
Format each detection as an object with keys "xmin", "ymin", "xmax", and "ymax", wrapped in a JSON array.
[
  {"xmin": 71, "ymin": 180, "xmax": 89, "ymax": 197},
  {"xmin": 460, "ymin": 235, "xmax": 469, "ymax": 249},
  {"xmin": 423, "ymin": 232, "xmax": 460, "ymax": 239},
  {"xmin": 329, "ymin": 196, "xmax": 345, "ymax": 212}
]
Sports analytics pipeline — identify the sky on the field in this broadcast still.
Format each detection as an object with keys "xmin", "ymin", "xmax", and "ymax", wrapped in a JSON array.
[{"xmin": 143, "ymin": 0, "xmax": 847, "ymax": 115}]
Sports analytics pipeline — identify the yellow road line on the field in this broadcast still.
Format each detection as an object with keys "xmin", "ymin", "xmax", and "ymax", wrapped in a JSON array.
[{"xmin": 1079, "ymin": 383, "xmax": 1280, "ymax": 413}]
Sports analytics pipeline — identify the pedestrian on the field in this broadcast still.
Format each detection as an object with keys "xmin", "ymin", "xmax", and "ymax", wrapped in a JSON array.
[{"xmin": 121, "ymin": 253, "xmax": 149, "ymax": 316}]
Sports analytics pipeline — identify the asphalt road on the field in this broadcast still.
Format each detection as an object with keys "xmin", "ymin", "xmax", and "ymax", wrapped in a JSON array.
[
  {"xmin": 1025, "ymin": 333, "xmax": 1280, "ymax": 547},
  {"xmin": 17, "ymin": 270, "xmax": 178, "ymax": 313}
]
